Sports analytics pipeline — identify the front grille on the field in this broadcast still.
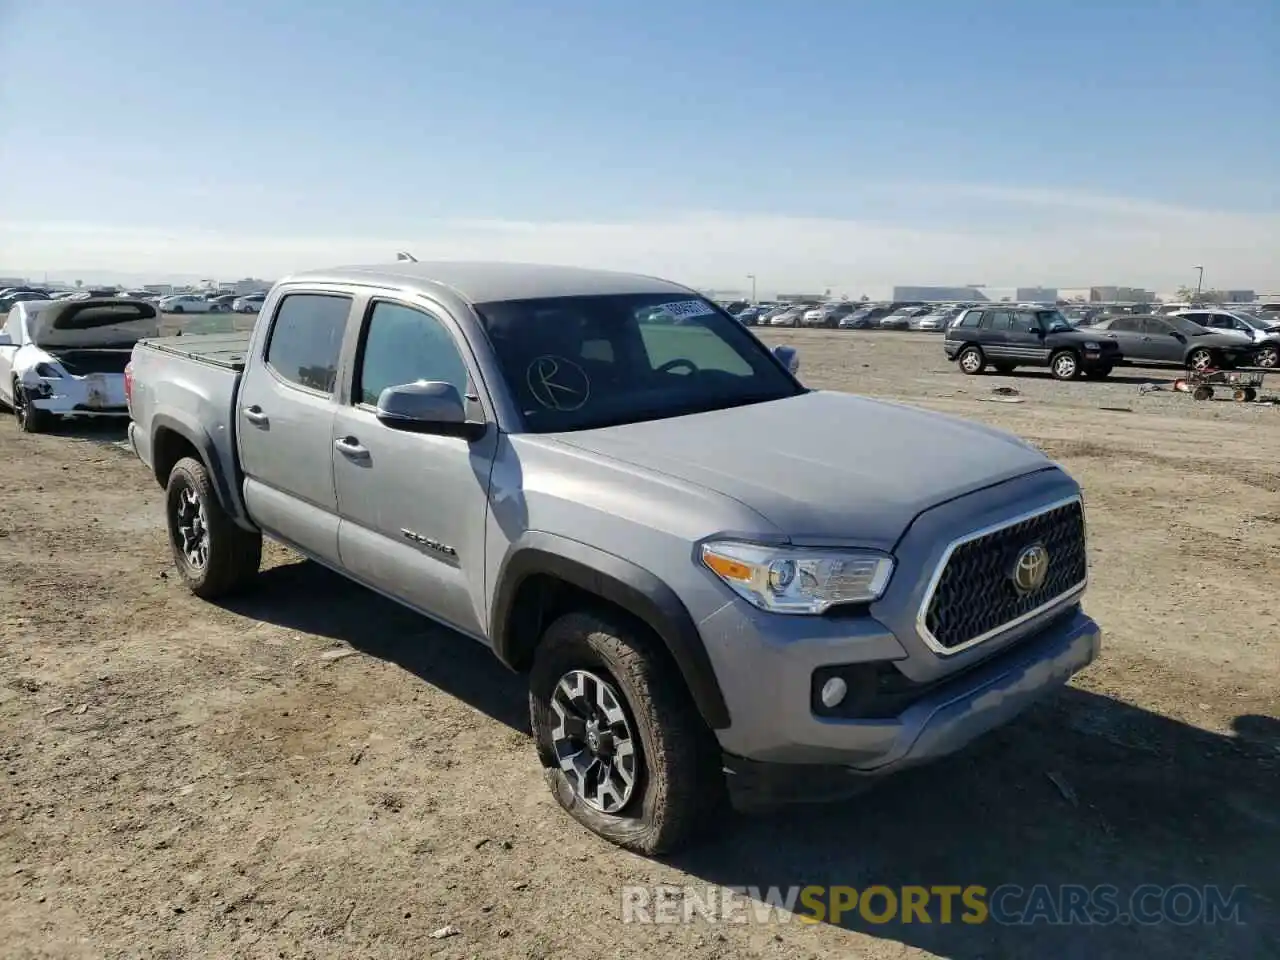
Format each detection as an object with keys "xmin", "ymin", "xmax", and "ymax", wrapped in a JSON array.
[{"xmin": 921, "ymin": 498, "xmax": 1086, "ymax": 653}]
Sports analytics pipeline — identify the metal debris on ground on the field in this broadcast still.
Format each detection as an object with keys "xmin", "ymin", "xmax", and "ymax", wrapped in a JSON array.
[
  {"xmin": 991, "ymin": 386, "xmax": 1020, "ymax": 396},
  {"xmin": 318, "ymin": 648, "xmax": 358, "ymax": 662},
  {"xmin": 1137, "ymin": 383, "xmax": 1166, "ymax": 394}
]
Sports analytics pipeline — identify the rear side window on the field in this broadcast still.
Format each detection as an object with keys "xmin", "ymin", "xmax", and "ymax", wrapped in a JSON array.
[
  {"xmin": 264, "ymin": 293, "xmax": 352, "ymax": 393},
  {"xmin": 957, "ymin": 310, "xmax": 982, "ymax": 327},
  {"xmin": 983, "ymin": 311, "xmax": 1014, "ymax": 331}
]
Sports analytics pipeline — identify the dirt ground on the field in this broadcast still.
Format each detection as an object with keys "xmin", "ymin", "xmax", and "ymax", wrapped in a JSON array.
[{"xmin": 2, "ymin": 330, "xmax": 1277, "ymax": 959}]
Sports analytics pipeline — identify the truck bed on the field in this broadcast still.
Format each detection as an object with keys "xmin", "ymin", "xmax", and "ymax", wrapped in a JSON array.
[{"xmin": 140, "ymin": 333, "xmax": 251, "ymax": 371}]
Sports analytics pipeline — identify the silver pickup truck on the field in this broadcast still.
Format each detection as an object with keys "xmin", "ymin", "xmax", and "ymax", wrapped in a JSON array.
[{"xmin": 125, "ymin": 261, "xmax": 1101, "ymax": 854}]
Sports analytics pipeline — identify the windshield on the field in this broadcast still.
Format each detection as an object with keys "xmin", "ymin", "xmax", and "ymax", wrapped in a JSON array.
[
  {"xmin": 1032, "ymin": 309, "xmax": 1071, "ymax": 332},
  {"xmin": 475, "ymin": 293, "xmax": 803, "ymax": 433},
  {"xmin": 1238, "ymin": 314, "xmax": 1273, "ymax": 331}
]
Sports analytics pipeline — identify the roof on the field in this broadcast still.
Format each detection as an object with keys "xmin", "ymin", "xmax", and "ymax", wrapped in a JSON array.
[{"xmin": 284, "ymin": 261, "xmax": 692, "ymax": 304}]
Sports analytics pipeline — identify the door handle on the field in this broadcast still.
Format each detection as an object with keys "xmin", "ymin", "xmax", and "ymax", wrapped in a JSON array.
[
  {"xmin": 242, "ymin": 405, "xmax": 269, "ymax": 426},
  {"xmin": 334, "ymin": 436, "xmax": 370, "ymax": 459}
]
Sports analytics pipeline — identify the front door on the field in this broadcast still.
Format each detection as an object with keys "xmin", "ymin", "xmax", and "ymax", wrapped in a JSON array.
[
  {"xmin": 1007, "ymin": 310, "xmax": 1052, "ymax": 364},
  {"xmin": 331, "ymin": 298, "xmax": 497, "ymax": 639},
  {"xmin": 1141, "ymin": 317, "xmax": 1189, "ymax": 363},
  {"xmin": 237, "ymin": 290, "xmax": 353, "ymax": 564}
]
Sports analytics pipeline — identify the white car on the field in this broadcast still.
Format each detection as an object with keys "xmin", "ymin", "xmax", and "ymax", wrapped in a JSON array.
[
  {"xmin": 231, "ymin": 292, "xmax": 267, "ymax": 313},
  {"xmin": 158, "ymin": 294, "xmax": 223, "ymax": 314},
  {"xmin": 0, "ymin": 298, "xmax": 158, "ymax": 432}
]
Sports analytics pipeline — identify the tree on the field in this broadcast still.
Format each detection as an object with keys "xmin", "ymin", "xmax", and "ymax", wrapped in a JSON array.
[{"xmin": 1174, "ymin": 285, "xmax": 1226, "ymax": 303}]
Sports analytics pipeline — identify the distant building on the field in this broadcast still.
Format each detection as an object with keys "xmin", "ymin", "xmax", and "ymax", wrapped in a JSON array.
[
  {"xmin": 892, "ymin": 286, "xmax": 988, "ymax": 302},
  {"xmin": 143, "ymin": 283, "xmax": 174, "ymax": 296},
  {"xmin": 0, "ymin": 276, "xmax": 28, "ymax": 287},
  {"xmin": 1090, "ymin": 286, "xmax": 1155, "ymax": 302},
  {"xmin": 775, "ymin": 292, "xmax": 828, "ymax": 303},
  {"xmin": 1016, "ymin": 287, "xmax": 1058, "ymax": 302},
  {"xmin": 1223, "ymin": 289, "xmax": 1256, "ymax": 303}
]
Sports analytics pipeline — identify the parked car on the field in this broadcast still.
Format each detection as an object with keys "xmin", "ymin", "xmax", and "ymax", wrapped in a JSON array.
[
  {"xmin": 768, "ymin": 303, "xmax": 816, "ymax": 327},
  {"xmin": 944, "ymin": 306, "xmax": 1121, "ymax": 380},
  {"xmin": 912, "ymin": 308, "xmax": 959, "ymax": 332},
  {"xmin": 0, "ymin": 298, "xmax": 158, "ymax": 432},
  {"xmin": 1088, "ymin": 314, "xmax": 1258, "ymax": 372},
  {"xmin": 1171, "ymin": 309, "xmax": 1279, "ymax": 367},
  {"xmin": 0, "ymin": 290, "xmax": 51, "ymax": 313},
  {"xmin": 158, "ymin": 294, "xmax": 225, "ymax": 314},
  {"xmin": 839, "ymin": 304, "xmax": 893, "ymax": 329},
  {"xmin": 801, "ymin": 302, "xmax": 856, "ymax": 328},
  {"xmin": 125, "ymin": 260, "xmax": 1099, "ymax": 855},
  {"xmin": 877, "ymin": 306, "xmax": 930, "ymax": 330},
  {"xmin": 732, "ymin": 305, "xmax": 765, "ymax": 326}
]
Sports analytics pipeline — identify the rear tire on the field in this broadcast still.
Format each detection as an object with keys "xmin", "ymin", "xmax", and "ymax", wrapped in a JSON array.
[
  {"xmin": 529, "ymin": 610, "xmax": 726, "ymax": 855},
  {"xmin": 171, "ymin": 305, "xmax": 185, "ymax": 314},
  {"xmin": 957, "ymin": 346, "xmax": 986, "ymax": 375},
  {"xmin": 1050, "ymin": 350, "xmax": 1081, "ymax": 380},
  {"xmin": 1255, "ymin": 344, "xmax": 1278, "ymax": 369},
  {"xmin": 164, "ymin": 456, "xmax": 262, "ymax": 599},
  {"xmin": 1186, "ymin": 348, "xmax": 1214, "ymax": 373}
]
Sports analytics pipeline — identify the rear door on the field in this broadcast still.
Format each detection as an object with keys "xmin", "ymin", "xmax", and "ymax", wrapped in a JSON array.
[
  {"xmin": 331, "ymin": 297, "xmax": 498, "ymax": 638},
  {"xmin": 237, "ymin": 289, "xmax": 354, "ymax": 564},
  {"xmin": 1096, "ymin": 317, "xmax": 1149, "ymax": 361},
  {"xmin": 979, "ymin": 309, "xmax": 1015, "ymax": 357}
]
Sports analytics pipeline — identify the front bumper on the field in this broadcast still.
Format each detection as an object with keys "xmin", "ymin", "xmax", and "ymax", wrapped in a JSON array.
[{"xmin": 720, "ymin": 608, "xmax": 1100, "ymax": 807}]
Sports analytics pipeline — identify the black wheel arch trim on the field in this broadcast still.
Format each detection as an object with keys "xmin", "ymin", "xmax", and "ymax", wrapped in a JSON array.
[
  {"xmin": 491, "ymin": 532, "xmax": 732, "ymax": 730},
  {"xmin": 149, "ymin": 413, "xmax": 239, "ymax": 520}
]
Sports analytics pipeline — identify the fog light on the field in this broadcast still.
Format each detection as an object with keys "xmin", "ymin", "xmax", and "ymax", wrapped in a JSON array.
[{"xmin": 820, "ymin": 677, "xmax": 848, "ymax": 708}]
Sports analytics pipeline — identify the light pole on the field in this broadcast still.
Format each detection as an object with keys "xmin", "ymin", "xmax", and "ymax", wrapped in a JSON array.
[
  {"xmin": 1194, "ymin": 265, "xmax": 1204, "ymax": 299},
  {"xmin": 746, "ymin": 274, "xmax": 757, "ymax": 304}
]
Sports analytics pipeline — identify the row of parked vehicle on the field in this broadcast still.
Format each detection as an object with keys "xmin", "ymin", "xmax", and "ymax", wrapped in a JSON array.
[
  {"xmin": 0, "ymin": 284, "xmax": 268, "ymax": 317},
  {"xmin": 732, "ymin": 300, "xmax": 966, "ymax": 330},
  {"xmin": 941, "ymin": 305, "xmax": 1280, "ymax": 380}
]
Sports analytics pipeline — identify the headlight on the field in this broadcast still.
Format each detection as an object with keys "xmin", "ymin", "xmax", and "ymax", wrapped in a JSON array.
[
  {"xmin": 1083, "ymin": 341, "xmax": 1099, "ymax": 349},
  {"xmin": 700, "ymin": 541, "xmax": 894, "ymax": 614},
  {"xmin": 34, "ymin": 363, "xmax": 62, "ymax": 378}
]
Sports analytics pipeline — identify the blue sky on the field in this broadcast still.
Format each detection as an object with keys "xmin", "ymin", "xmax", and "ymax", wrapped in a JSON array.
[{"xmin": 1, "ymin": 0, "xmax": 1276, "ymax": 294}]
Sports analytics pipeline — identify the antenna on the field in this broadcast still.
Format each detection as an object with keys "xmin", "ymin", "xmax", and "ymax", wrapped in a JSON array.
[{"xmin": 395, "ymin": 251, "xmax": 418, "ymax": 262}]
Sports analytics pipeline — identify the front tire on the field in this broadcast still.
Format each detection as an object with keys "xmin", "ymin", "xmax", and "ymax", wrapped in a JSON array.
[
  {"xmin": 1050, "ymin": 350, "xmax": 1081, "ymax": 380},
  {"xmin": 1255, "ymin": 343, "xmax": 1278, "ymax": 369},
  {"xmin": 165, "ymin": 456, "xmax": 262, "ymax": 599},
  {"xmin": 12, "ymin": 383, "xmax": 53, "ymax": 433},
  {"xmin": 529, "ymin": 611, "xmax": 726, "ymax": 855},
  {"xmin": 957, "ymin": 345, "xmax": 987, "ymax": 375}
]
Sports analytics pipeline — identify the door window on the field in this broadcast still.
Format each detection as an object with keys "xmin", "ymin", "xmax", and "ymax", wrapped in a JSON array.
[
  {"xmin": 983, "ymin": 311, "xmax": 1014, "ymax": 331},
  {"xmin": 1108, "ymin": 317, "xmax": 1139, "ymax": 332},
  {"xmin": 355, "ymin": 301, "xmax": 470, "ymax": 406},
  {"xmin": 264, "ymin": 293, "xmax": 352, "ymax": 393}
]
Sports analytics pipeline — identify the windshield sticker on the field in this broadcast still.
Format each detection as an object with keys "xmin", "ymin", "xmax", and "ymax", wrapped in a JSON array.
[
  {"xmin": 655, "ymin": 299, "xmax": 716, "ymax": 321},
  {"xmin": 526, "ymin": 355, "xmax": 590, "ymax": 412}
]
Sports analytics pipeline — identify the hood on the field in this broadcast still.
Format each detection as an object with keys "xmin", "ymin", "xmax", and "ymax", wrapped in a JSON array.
[
  {"xmin": 546, "ymin": 391, "xmax": 1054, "ymax": 549},
  {"xmin": 30, "ymin": 299, "xmax": 160, "ymax": 348}
]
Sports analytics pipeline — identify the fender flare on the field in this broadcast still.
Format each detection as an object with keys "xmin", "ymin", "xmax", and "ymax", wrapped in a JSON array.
[
  {"xmin": 149, "ymin": 412, "xmax": 241, "ymax": 521},
  {"xmin": 491, "ymin": 532, "xmax": 731, "ymax": 730}
]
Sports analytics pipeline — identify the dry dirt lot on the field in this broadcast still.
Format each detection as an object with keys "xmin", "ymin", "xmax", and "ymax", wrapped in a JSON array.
[{"xmin": 2, "ymin": 330, "xmax": 1278, "ymax": 959}]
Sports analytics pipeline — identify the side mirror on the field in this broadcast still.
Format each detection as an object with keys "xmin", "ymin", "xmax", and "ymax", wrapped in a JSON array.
[
  {"xmin": 772, "ymin": 344, "xmax": 800, "ymax": 374},
  {"xmin": 375, "ymin": 381, "xmax": 486, "ymax": 440}
]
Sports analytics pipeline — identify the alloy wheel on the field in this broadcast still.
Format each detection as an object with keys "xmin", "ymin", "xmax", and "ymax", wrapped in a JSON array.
[
  {"xmin": 549, "ymin": 669, "xmax": 640, "ymax": 814},
  {"xmin": 175, "ymin": 486, "xmax": 210, "ymax": 571}
]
